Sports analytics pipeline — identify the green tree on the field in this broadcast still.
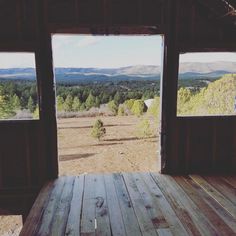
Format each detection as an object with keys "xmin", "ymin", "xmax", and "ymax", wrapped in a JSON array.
[
  {"xmin": 91, "ymin": 119, "xmax": 106, "ymax": 140},
  {"xmin": 118, "ymin": 105, "xmax": 125, "ymax": 116},
  {"xmin": 131, "ymin": 100, "xmax": 145, "ymax": 116},
  {"xmin": 33, "ymin": 105, "xmax": 39, "ymax": 119},
  {"xmin": 57, "ymin": 96, "xmax": 64, "ymax": 112},
  {"xmin": 85, "ymin": 93, "xmax": 96, "ymax": 110},
  {"xmin": 124, "ymin": 99, "xmax": 135, "ymax": 111},
  {"xmin": 136, "ymin": 118, "xmax": 153, "ymax": 138},
  {"xmin": 114, "ymin": 91, "xmax": 122, "ymax": 105},
  {"xmin": 95, "ymin": 96, "xmax": 101, "ymax": 108},
  {"xmin": 80, "ymin": 103, "xmax": 86, "ymax": 111},
  {"xmin": 64, "ymin": 94, "xmax": 73, "ymax": 112},
  {"xmin": 28, "ymin": 96, "xmax": 35, "ymax": 113},
  {"xmin": 108, "ymin": 100, "xmax": 118, "ymax": 115},
  {"xmin": 11, "ymin": 94, "xmax": 21, "ymax": 111},
  {"xmin": 147, "ymin": 97, "xmax": 160, "ymax": 118},
  {"xmin": 0, "ymin": 94, "xmax": 15, "ymax": 119},
  {"xmin": 72, "ymin": 97, "xmax": 81, "ymax": 112}
]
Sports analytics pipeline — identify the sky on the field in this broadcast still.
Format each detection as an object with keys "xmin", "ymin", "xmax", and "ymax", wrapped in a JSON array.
[{"xmin": 0, "ymin": 35, "xmax": 236, "ymax": 68}]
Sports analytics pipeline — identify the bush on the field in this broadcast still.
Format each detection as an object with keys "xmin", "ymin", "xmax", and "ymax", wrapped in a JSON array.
[
  {"xmin": 131, "ymin": 100, "xmax": 145, "ymax": 116},
  {"xmin": 108, "ymin": 100, "xmax": 118, "ymax": 115},
  {"xmin": 147, "ymin": 97, "xmax": 160, "ymax": 118},
  {"xmin": 136, "ymin": 118, "xmax": 154, "ymax": 138},
  {"xmin": 91, "ymin": 119, "xmax": 106, "ymax": 140},
  {"xmin": 118, "ymin": 105, "xmax": 125, "ymax": 116},
  {"xmin": 124, "ymin": 99, "xmax": 135, "ymax": 110}
]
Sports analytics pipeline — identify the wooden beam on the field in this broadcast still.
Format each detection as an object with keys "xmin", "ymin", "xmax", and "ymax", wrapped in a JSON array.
[
  {"xmin": 35, "ymin": 0, "xmax": 58, "ymax": 180},
  {"xmin": 160, "ymin": 0, "xmax": 179, "ymax": 173}
]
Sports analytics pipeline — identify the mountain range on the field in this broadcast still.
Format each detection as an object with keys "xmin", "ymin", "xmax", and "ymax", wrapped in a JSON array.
[{"xmin": 0, "ymin": 61, "xmax": 236, "ymax": 82}]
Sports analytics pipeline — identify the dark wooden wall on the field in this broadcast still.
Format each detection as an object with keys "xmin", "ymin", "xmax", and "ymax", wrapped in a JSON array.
[{"xmin": 0, "ymin": 0, "xmax": 236, "ymax": 216}]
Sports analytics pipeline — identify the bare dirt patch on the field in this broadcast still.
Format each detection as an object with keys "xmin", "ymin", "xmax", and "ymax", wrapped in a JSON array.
[{"xmin": 58, "ymin": 115, "xmax": 159, "ymax": 175}]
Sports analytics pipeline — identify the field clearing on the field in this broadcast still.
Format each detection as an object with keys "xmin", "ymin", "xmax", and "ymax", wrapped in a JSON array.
[{"xmin": 58, "ymin": 115, "xmax": 160, "ymax": 175}]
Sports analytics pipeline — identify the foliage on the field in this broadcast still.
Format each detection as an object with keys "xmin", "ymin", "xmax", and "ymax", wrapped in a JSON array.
[
  {"xmin": 136, "ymin": 118, "xmax": 154, "ymax": 138},
  {"xmin": 124, "ymin": 99, "xmax": 135, "ymax": 111},
  {"xmin": 33, "ymin": 106, "xmax": 39, "ymax": 119},
  {"xmin": 177, "ymin": 74, "xmax": 236, "ymax": 116},
  {"xmin": 72, "ymin": 97, "xmax": 81, "ymax": 111},
  {"xmin": 118, "ymin": 105, "xmax": 125, "ymax": 116},
  {"xmin": 108, "ymin": 100, "xmax": 118, "ymax": 115},
  {"xmin": 131, "ymin": 100, "xmax": 145, "ymax": 116},
  {"xmin": 11, "ymin": 94, "xmax": 21, "ymax": 111},
  {"xmin": 28, "ymin": 96, "xmax": 35, "ymax": 113},
  {"xmin": 57, "ymin": 96, "xmax": 64, "ymax": 112},
  {"xmin": 85, "ymin": 93, "xmax": 96, "ymax": 110},
  {"xmin": 147, "ymin": 97, "xmax": 160, "ymax": 118},
  {"xmin": 64, "ymin": 94, "xmax": 73, "ymax": 112},
  {"xmin": 91, "ymin": 119, "xmax": 106, "ymax": 140}
]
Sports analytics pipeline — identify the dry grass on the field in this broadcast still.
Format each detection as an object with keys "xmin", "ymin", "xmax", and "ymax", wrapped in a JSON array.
[{"xmin": 58, "ymin": 115, "xmax": 160, "ymax": 175}]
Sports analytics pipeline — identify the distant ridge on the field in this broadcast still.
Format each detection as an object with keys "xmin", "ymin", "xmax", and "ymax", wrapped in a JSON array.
[{"xmin": 0, "ymin": 62, "xmax": 236, "ymax": 82}]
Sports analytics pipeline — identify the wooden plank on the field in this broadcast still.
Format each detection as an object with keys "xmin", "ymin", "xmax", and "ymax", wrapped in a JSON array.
[
  {"xmin": 191, "ymin": 175, "xmax": 236, "ymax": 218},
  {"xmin": 94, "ymin": 175, "xmax": 111, "ymax": 236},
  {"xmin": 122, "ymin": 173, "xmax": 158, "ymax": 236},
  {"xmin": 19, "ymin": 180, "xmax": 55, "ymax": 236},
  {"xmin": 175, "ymin": 176, "xmax": 236, "ymax": 235},
  {"xmin": 65, "ymin": 175, "xmax": 85, "ymax": 236},
  {"xmin": 80, "ymin": 174, "xmax": 96, "ymax": 236},
  {"xmin": 104, "ymin": 174, "xmax": 127, "ymax": 236},
  {"xmin": 36, "ymin": 177, "xmax": 66, "ymax": 235},
  {"xmin": 221, "ymin": 176, "xmax": 236, "ymax": 188},
  {"xmin": 113, "ymin": 173, "xmax": 142, "ymax": 236},
  {"xmin": 132, "ymin": 173, "xmax": 169, "ymax": 231},
  {"xmin": 50, "ymin": 176, "xmax": 75, "ymax": 236},
  {"xmin": 157, "ymin": 228, "xmax": 173, "ymax": 236},
  {"xmin": 180, "ymin": 176, "xmax": 236, "ymax": 232},
  {"xmin": 140, "ymin": 173, "xmax": 188, "ymax": 236},
  {"xmin": 152, "ymin": 173, "xmax": 217, "ymax": 236},
  {"xmin": 204, "ymin": 176, "xmax": 236, "ymax": 205}
]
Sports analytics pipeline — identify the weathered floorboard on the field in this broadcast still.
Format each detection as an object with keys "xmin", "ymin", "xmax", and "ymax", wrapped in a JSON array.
[{"xmin": 20, "ymin": 173, "xmax": 236, "ymax": 236}]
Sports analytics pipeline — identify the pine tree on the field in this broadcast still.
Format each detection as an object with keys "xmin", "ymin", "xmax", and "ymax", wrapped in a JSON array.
[
  {"xmin": 72, "ymin": 97, "xmax": 81, "ymax": 111},
  {"xmin": 28, "ymin": 96, "xmax": 35, "ymax": 113},
  {"xmin": 95, "ymin": 96, "xmax": 100, "ymax": 108},
  {"xmin": 85, "ymin": 93, "xmax": 96, "ymax": 110},
  {"xmin": 11, "ymin": 94, "xmax": 21, "ymax": 111},
  {"xmin": 57, "ymin": 96, "xmax": 64, "ymax": 112},
  {"xmin": 108, "ymin": 100, "xmax": 118, "ymax": 115},
  {"xmin": 64, "ymin": 94, "xmax": 73, "ymax": 112},
  {"xmin": 91, "ymin": 119, "xmax": 106, "ymax": 140}
]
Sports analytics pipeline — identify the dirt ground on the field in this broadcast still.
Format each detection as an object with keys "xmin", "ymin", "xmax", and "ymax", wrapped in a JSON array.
[
  {"xmin": 58, "ymin": 115, "xmax": 159, "ymax": 175},
  {"xmin": 0, "ymin": 115, "xmax": 159, "ymax": 235}
]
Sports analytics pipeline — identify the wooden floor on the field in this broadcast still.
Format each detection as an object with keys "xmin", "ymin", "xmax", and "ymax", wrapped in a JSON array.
[{"xmin": 20, "ymin": 173, "xmax": 236, "ymax": 236}]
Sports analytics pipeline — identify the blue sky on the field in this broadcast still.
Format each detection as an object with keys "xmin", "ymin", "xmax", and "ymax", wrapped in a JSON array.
[
  {"xmin": 51, "ymin": 35, "xmax": 163, "ymax": 68},
  {"xmin": 0, "ymin": 35, "xmax": 236, "ymax": 68}
]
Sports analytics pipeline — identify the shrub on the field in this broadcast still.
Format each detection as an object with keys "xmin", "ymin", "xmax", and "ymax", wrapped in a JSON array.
[
  {"xmin": 118, "ymin": 105, "xmax": 125, "ymax": 116},
  {"xmin": 147, "ymin": 96, "xmax": 160, "ymax": 118},
  {"xmin": 124, "ymin": 99, "xmax": 135, "ymax": 110},
  {"xmin": 91, "ymin": 119, "xmax": 106, "ymax": 140},
  {"xmin": 136, "ymin": 118, "xmax": 153, "ymax": 138},
  {"xmin": 108, "ymin": 100, "xmax": 118, "ymax": 115},
  {"xmin": 131, "ymin": 100, "xmax": 145, "ymax": 116}
]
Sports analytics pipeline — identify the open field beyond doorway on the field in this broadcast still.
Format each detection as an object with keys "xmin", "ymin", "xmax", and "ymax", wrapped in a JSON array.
[{"xmin": 58, "ymin": 116, "xmax": 159, "ymax": 175}]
